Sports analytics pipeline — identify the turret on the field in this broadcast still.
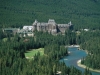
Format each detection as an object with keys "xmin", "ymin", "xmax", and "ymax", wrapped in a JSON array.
[
  {"xmin": 32, "ymin": 19, "xmax": 38, "ymax": 25},
  {"xmin": 32, "ymin": 19, "xmax": 38, "ymax": 31},
  {"xmin": 68, "ymin": 21, "xmax": 73, "ymax": 30},
  {"xmin": 68, "ymin": 21, "xmax": 72, "ymax": 26}
]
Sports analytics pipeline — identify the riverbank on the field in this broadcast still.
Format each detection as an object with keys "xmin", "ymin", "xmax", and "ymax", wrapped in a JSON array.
[
  {"xmin": 77, "ymin": 59, "xmax": 100, "ymax": 73},
  {"xmin": 66, "ymin": 45, "xmax": 80, "ymax": 48}
]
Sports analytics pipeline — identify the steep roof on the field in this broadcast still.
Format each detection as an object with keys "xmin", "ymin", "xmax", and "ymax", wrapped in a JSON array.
[{"xmin": 48, "ymin": 19, "xmax": 56, "ymax": 25}]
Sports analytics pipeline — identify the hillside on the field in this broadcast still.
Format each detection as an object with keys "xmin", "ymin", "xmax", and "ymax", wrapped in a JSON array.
[{"xmin": 0, "ymin": 0, "xmax": 100, "ymax": 29}]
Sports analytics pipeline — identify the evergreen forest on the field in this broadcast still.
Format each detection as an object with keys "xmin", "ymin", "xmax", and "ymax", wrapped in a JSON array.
[
  {"xmin": 0, "ymin": 0, "xmax": 100, "ymax": 30},
  {"xmin": 0, "ymin": 30, "xmax": 93, "ymax": 75},
  {"xmin": 0, "ymin": 0, "xmax": 100, "ymax": 75}
]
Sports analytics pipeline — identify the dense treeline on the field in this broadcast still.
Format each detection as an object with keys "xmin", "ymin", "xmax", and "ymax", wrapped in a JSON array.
[
  {"xmin": 35, "ymin": 30, "xmax": 77, "ymax": 46},
  {"xmin": 72, "ymin": 30, "xmax": 100, "ymax": 70},
  {"xmin": 80, "ymin": 33, "xmax": 100, "ymax": 69},
  {"xmin": 0, "ymin": 30, "xmax": 92, "ymax": 75},
  {"xmin": 0, "ymin": 0, "xmax": 100, "ymax": 30}
]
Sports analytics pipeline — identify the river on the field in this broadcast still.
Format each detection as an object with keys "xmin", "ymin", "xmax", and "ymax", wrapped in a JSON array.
[{"xmin": 60, "ymin": 47, "xmax": 100, "ymax": 75}]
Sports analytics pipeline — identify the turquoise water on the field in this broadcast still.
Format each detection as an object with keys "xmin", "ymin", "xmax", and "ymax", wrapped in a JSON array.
[{"xmin": 60, "ymin": 47, "xmax": 100, "ymax": 75}]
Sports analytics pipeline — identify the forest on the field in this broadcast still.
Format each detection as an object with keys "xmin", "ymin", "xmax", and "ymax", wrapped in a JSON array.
[
  {"xmin": 80, "ymin": 31, "xmax": 100, "ymax": 70},
  {"xmin": 0, "ymin": 0, "xmax": 100, "ymax": 30},
  {"xmin": 0, "ymin": 0, "xmax": 100, "ymax": 75},
  {"xmin": 0, "ymin": 29, "xmax": 93, "ymax": 75}
]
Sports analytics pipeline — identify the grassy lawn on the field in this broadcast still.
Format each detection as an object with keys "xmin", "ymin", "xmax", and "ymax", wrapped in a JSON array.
[
  {"xmin": 25, "ymin": 48, "xmax": 44, "ymax": 59},
  {"xmin": 2, "ymin": 38, "xmax": 8, "ymax": 42}
]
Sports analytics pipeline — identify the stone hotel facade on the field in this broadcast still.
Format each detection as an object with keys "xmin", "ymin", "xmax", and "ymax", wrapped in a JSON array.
[{"xmin": 32, "ymin": 19, "xmax": 72, "ymax": 34}]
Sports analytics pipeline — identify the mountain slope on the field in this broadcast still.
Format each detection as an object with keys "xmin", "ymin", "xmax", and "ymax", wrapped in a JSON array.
[{"xmin": 0, "ymin": 0, "xmax": 100, "ymax": 29}]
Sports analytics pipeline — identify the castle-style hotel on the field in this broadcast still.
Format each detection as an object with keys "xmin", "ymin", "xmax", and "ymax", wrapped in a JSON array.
[
  {"xmin": 32, "ymin": 19, "xmax": 72, "ymax": 34},
  {"xmin": 3, "ymin": 19, "xmax": 73, "ymax": 37}
]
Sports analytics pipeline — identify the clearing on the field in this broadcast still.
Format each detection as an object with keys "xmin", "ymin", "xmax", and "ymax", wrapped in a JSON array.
[{"xmin": 25, "ymin": 48, "xmax": 44, "ymax": 59}]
